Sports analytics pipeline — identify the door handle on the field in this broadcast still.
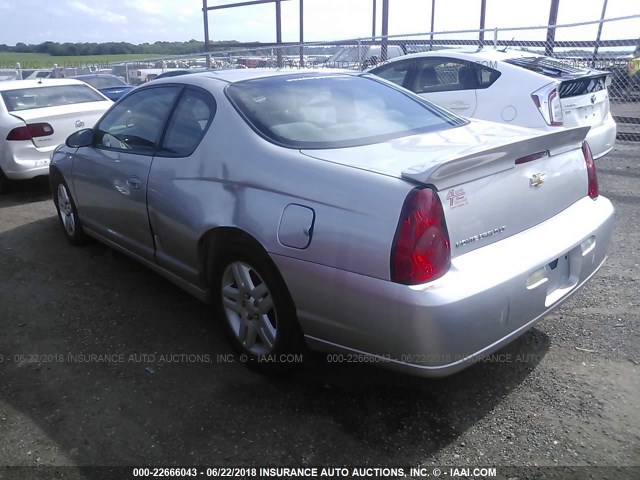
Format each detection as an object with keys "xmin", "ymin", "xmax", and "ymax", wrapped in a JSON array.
[
  {"xmin": 449, "ymin": 102, "xmax": 470, "ymax": 109},
  {"xmin": 127, "ymin": 176, "xmax": 142, "ymax": 190}
]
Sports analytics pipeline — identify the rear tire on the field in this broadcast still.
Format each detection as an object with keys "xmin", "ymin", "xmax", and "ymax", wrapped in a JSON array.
[
  {"xmin": 52, "ymin": 175, "xmax": 89, "ymax": 245},
  {"xmin": 212, "ymin": 242, "xmax": 304, "ymax": 373}
]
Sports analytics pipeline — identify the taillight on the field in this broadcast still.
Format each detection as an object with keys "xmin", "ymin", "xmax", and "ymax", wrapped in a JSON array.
[
  {"xmin": 391, "ymin": 187, "xmax": 451, "ymax": 285},
  {"xmin": 532, "ymin": 84, "xmax": 563, "ymax": 126},
  {"xmin": 582, "ymin": 141, "xmax": 598, "ymax": 199},
  {"xmin": 6, "ymin": 123, "xmax": 54, "ymax": 141}
]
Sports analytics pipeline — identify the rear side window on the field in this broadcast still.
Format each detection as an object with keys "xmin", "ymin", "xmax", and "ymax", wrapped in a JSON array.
[
  {"xmin": 476, "ymin": 64, "xmax": 502, "ymax": 89},
  {"xmin": 1, "ymin": 84, "xmax": 106, "ymax": 112},
  {"xmin": 159, "ymin": 88, "xmax": 216, "ymax": 157},
  {"xmin": 226, "ymin": 73, "xmax": 466, "ymax": 149}
]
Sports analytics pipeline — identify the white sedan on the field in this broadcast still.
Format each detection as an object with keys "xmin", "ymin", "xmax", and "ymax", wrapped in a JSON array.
[
  {"xmin": 0, "ymin": 79, "xmax": 112, "ymax": 193},
  {"xmin": 369, "ymin": 49, "xmax": 617, "ymax": 159}
]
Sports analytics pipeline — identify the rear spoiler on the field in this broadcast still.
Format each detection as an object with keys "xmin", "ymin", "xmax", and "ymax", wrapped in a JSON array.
[{"xmin": 401, "ymin": 126, "xmax": 590, "ymax": 190}]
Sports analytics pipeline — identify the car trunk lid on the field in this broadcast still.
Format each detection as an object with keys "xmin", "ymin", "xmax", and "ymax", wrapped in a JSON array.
[
  {"xmin": 505, "ymin": 56, "xmax": 611, "ymax": 129},
  {"xmin": 10, "ymin": 102, "xmax": 110, "ymax": 149},
  {"xmin": 559, "ymin": 76, "xmax": 610, "ymax": 129},
  {"xmin": 301, "ymin": 120, "xmax": 591, "ymax": 257}
]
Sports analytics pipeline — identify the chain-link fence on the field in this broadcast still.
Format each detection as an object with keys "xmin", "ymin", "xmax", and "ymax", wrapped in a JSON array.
[{"xmin": 94, "ymin": 15, "xmax": 640, "ymax": 140}]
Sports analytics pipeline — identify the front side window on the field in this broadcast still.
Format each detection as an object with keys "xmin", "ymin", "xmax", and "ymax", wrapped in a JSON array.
[
  {"xmin": 1, "ymin": 84, "xmax": 106, "ymax": 112},
  {"xmin": 226, "ymin": 73, "xmax": 466, "ymax": 149},
  {"xmin": 95, "ymin": 86, "xmax": 180, "ymax": 154},
  {"xmin": 159, "ymin": 88, "xmax": 215, "ymax": 157}
]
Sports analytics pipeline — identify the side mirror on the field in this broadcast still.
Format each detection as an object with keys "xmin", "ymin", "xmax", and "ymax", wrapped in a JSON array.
[{"xmin": 66, "ymin": 128, "xmax": 94, "ymax": 148}]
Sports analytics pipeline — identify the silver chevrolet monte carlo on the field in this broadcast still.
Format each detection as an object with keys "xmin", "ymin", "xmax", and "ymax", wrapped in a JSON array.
[{"xmin": 50, "ymin": 69, "xmax": 614, "ymax": 377}]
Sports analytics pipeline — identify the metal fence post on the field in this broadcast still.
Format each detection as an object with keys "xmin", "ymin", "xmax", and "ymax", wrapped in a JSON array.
[
  {"xmin": 276, "ymin": 0, "xmax": 283, "ymax": 67},
  {"xmin": 381, "ymin": 0, "xmax": 389, "ymax": 61},
  {"xmin": 479, "ymin": 0, "xmax": 487, "ymax": 45},
  {"xmin": 203, "ymin": 0, "xmax": 211, "ymax": 68},
  {"xmin": 299, "ymin": 0, "xmax": 304, "ymax": 67},
  {"xmin": 493, "ymin": 28, "xmax": 498, "ymax": 48},
  {"xmin": 545, "ymin": 0, "xmax": 560, "ymax": 56},
  {"xmin": 592, "ymin": 0, "xmax": 609, "ymax": 67},
  {"xmin": 430, "ymin": 0, "xmax": 435, "ymax": 50}
]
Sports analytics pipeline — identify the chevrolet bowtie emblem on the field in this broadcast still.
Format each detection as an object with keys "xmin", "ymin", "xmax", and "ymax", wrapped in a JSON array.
[{"xmin": 530, "ymin": 173, "xmax": 546, "ymax": 188}]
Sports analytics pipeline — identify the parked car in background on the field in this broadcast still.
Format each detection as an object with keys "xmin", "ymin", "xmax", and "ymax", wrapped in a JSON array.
[
  {"xmin": 50, "ymin": 70, "xmax": 613, "ymax": 377},
  {"xmin": 72, "ymin": 74, "xmax": 134, "ymax": 101},
  {"xmin": 369, "ymin": 49, "xmax": 617, "ymax": 159},
  {"xmin": 0, "ymin": 79, "xmax": 112, "ymax": 193}
]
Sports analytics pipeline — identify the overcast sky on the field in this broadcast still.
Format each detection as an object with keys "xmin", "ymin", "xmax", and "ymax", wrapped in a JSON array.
[{"xmin": 0, "ymin": 0, "xmax": 638, "ymax": 45}]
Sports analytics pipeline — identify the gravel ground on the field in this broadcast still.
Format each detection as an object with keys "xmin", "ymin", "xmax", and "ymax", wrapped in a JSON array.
[{"xmin": 0, "ymin": 143, "xmax": 638, "ymax": 480}]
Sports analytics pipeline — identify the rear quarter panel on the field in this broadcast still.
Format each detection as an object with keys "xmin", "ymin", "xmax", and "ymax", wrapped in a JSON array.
[{"xmin": 471, "ymin": 59, "xmax": 554, "ymax": 129}]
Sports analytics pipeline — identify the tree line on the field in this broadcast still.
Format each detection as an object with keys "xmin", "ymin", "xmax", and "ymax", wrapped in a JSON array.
[{"xmin": 0, "ymin": 40, "xmax": 243, "ymax": 56}]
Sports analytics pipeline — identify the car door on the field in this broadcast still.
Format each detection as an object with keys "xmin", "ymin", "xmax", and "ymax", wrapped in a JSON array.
[
  {"xmin": 407, "ymin": 57, "xmax": 478, "ymax": 117},
  {"xmin": 72, "ymin": 85, "xmax": 182, "ymax": 261},
  {"xmin": 146, "ymin": 86, "xmax": 217, "ymax": 285}
]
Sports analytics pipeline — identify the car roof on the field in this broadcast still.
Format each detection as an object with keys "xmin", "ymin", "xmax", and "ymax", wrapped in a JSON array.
[
  {"xmin": 151, "ymin": 68, "xmax": 356, "ymax": 86},
  {"xmin": 0, "ymin": 78, "xmax": 89, "ymax": 91}
]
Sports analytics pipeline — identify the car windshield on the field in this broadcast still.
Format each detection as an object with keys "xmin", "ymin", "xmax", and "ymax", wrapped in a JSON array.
[
  {"xmin": 80, "ymin": 76, "xmax": 126, "ymax": 89},
  {"xmin": 1, "ymin": 84, "xmax": 106, "ymax": 111},
  {"xmin": 226, "ymin": 73, "xmax": 466, "ymax": 149}
]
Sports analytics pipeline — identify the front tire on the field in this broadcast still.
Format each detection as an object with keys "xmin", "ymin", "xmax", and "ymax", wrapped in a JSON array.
[
  {"xmin": 213, "ymin": 244, "xmax": 304, "ymax": 373},
  {"xmin": 52, "ymin": 176, "xmax": 89, "ymax": 245}
]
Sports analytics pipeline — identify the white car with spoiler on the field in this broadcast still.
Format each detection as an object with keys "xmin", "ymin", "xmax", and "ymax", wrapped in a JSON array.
[
  {"xmin": 0, "ymin": 78, "xmax": 112, "ymax": 193},
  {"xmin": 369, "ymin": 49, "xmax": 617, "ymax": 159}
]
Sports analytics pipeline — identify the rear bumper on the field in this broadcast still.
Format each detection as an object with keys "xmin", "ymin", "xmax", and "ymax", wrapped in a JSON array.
[
  {"xmin": 272, "ymin": 195, "xmax": 614, "ymax": 377},
  {"xmin": 586, "ymin": 113, "xmax": 617, "ymax": 159},
  {"xmin": 0, "ymin": 141, "xmax": 56, "ymax": 180}
]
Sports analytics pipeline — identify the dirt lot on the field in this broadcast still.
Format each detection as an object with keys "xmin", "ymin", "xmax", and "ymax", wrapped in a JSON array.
[{"xmin": 0, "ymin": 143, "xmax": 638, "ymax": 479}]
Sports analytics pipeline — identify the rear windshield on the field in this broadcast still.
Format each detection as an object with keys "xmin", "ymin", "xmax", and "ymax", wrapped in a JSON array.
[
  {"xmin": 80, "ymin": 76, "xmax": 126, "ymax": 89},
  {"xmin": 1, "ymin": 84, "xmax": 106, "ymax": 112},
  {"xmin": 505, "ymin": 56, "xmax": 591, "ymax": 78},
  {"xmin": 226, "ymin": 73, "xmax": 466, "ymax": 149}
]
